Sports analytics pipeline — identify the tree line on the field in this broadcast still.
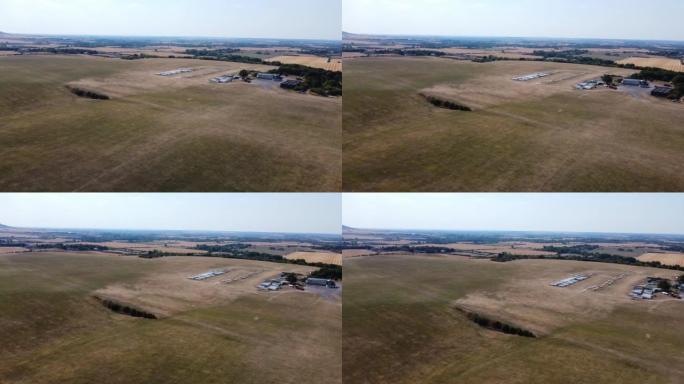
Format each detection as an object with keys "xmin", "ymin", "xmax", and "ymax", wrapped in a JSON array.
[{"xmin": 492, "ymin": 251, "xmax": 684, "ymax": 272}]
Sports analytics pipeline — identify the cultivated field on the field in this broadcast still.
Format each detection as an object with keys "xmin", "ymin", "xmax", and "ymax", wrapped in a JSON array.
[
  {"xmin": 637, "ymin": 252, "xmax": 684, "ymax": 267},
  {"xmin": 617, "ymin": 57, "xmax": 684, "ymax": 72},
  {"xmin": 285, "ymin": 251, "xmax": 342, "ymax": 265},
  {"xmin": 0, "ymin": 55, "xmax": 341, "ymax": 191},
  {"xmin": 270, "ymin": 55, "xmax": 342, "ymax": 71},
  {"xmin": 0, "ymin": 252, "xmax": 341, "ymax": 384},
  {"xmin": 344, "ymin": 254, "xmax": 684, "ymax": 384},
  {"xmin": 343, "ymin": 57, "xmax": 684, "ymax": 191}
]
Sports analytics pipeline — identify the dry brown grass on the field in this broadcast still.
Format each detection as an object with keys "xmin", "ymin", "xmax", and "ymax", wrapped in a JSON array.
[
  {"xmin": 270, "ymin": 55, "xmax": 342, "ymax": 71},
  {"xmin": 454, "ymin": 259, "xmax": 679, "ymax": 335},
  {"xmin": 95, "ymin": 256, "xmax": 315, "ymax": 317},
  {"xmin": 342, "ymin": 249, "xmax": 377, "ymax": 258},
  {"xmin": 0, "ymin": 247, "xmax": 27, "ymax": 254},
  {"xmin": 423, "ymin": 242, "xmax": 556, "ymax": 256},
  {"xmin": 637, "ymin": 252, "xmax": 684, "ymax": 267},
  {"xmin": 285, "ymin": 251, "xmax": 342, "ymax": 265},
  {"xmin": 617, "ymin": 57, "xmax": 684, "ymax": 72}
]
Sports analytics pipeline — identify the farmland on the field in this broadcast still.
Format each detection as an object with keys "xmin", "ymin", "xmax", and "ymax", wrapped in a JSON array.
[
  {"xmin": 343, "ymin": 56, "xmax": 684, "ymax": 191},
  {"xmin": 618, "ymin": 57, "xmax": 684, "ymax": 72},
  {"xmin": 0, "ymin": 250, "xmax": 341, "ymax": 384},
  {"xmin": 0, "ymin": 53, "xmax": 341, "ymax": 191},
  {"xmin": 285, "ymin": 251, "xmax": 343, "ymax": 265},
  {"xmin": 344, "ymin": 253, "xmax": 684, "ymax": 384},
  {"xmin": 270, "ymin": 55, "xmax": 342, "ymax": 71}
]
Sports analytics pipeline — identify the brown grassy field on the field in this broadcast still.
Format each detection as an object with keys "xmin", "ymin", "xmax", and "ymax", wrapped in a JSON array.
[
  {"xmin": 270, "ymin": 55, "xmax": 342, "ymax": 71},
  {"xmin": 0, "ymin": 55, "xmax": 341, "ymax": 191},
  {"xmin": 344, "ymin": 254, "xmax": 684, "ymax": 384},
  {"xmin": 617, "ymin": 57, "xmax": 684, "ymax": 72},
  {"xmin": 637, "ymin": 252, "xmax": 684, "ymax": 267},
  {"xmin": 285, "ymin": 251, "xmax": 342, "ymax": 265},
  {"xmin": 0, "ymin": 252, "xmax": 341, "ymax": 384},
  {"xmin": 343, "ymin": 57, "xmax": 684, "ymax": 191}
]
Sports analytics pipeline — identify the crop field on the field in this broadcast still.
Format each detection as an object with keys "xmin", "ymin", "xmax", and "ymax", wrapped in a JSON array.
[
  {"xmin": 269, "ymin": 55, "xmax": 342, "ymax": 71},
  {"xmin": 617, "ymin": 57, "xmax": 684, "ymax": 72},
  {"xmin": 343, "ymin": 57, "xmax": 684, "ymax": 191},
  {"xmin": 344, "ymin": 254, "xmax": 684, "ymax": 384},
  {"xmin": 285, "ymin": 251, "xmax": 342, "ymax": 265},
  {"xmin": 0, "ymin": 55, "xmax": 341, "ymax": 191},
  {"xmin": 637, "ymin": 252, "xmax": 684, "ymax": 267},
  {"xmin": 0, "ymin": 252, "xmax": 341, "ymax": 384}
]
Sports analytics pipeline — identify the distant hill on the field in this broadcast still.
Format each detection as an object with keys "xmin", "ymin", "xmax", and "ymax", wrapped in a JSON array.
[{"xmin": 0, "ymin": 223, "xmax": 13, "ymax": 229}]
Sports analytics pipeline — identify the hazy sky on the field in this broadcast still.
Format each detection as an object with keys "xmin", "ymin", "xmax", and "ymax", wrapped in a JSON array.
[
  {"xmin": 0, "ymin": 0, "xmax": 341, "ymax": 40},
  {"xmin": 343, "ymin": 0, "xmax": 684, "ymax": 41},
  {"xmin": 0, "ymin": 194, "xmax": 341, "ymax": 234},
  {"xmin": 343, "ymin": 194, "xmax": 684, "ymax": 235}
]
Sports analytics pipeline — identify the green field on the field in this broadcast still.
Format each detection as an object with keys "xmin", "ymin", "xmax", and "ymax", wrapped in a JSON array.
[
  {"xmin": 0, "ymin": 55, "xmax": 341, "ymax": 191},
  {"xmin": 343, "ymin": 57, "xmax": 684, "ymax": 191},
  {"xmin": 344, "ymin": 254, "xmax": 684, "ymax": 384},
  {"xmin": 0, "ymin": 252, "xmax": 341, "ymax": 384}
]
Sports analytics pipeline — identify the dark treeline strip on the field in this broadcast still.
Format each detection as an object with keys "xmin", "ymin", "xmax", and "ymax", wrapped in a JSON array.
[
  {"xmin": 32, "ymin": 243, "xmax": 109, "ymax": 251},
  {"xmin": 24, "ymin": 47, "xmax": 100, "ymax": 55},
  {"xmin": 95, "ymin": 297, "xmax": 157, "ymax": 319},
  {"xmin": 457, "ymin": 308, "xmax": 536, "ymax": 338},
  {"xmin": 542, "ymin": 244, "xmax": 599, "ymax": 253},
  {"xmin": 492, "ymin": 252, "xmax": 684, "ymax": 271},
  {"xmin": 420, "ymin": 94, "xmax": 472, "ymax": 111},
  {"xmin": 66, "ymin": 86, "xmax": 110, "ymax": 100}
]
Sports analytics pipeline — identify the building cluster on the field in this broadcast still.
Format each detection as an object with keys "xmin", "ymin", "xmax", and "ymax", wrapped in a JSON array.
[
  {"xmin": 621, "ymin": 79, "xmax": 649, "ymax": 87},
  {"xmin": 256, "ymin": 73, "xmax": 283, "ymax": 81},
  {"xmin": 630, "ymin": 277, "xmax": 677, "ymax": 300},
  {"xmin": 210, "ymin": 74, "xmax": 241, "ymax": 83},
  {"xmin": 575, "ymin": 79, "xmax": 605, "ymax": 90},
  {"xmin": 257, "ymin": 275, "xmax": 338, "ymax": 291}
]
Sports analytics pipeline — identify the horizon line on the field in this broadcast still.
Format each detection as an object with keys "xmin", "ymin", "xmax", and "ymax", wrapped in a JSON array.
[
  {"xmin": 342, "ymin": 226, "xmax": 684, "ymax": 237},
  {"xmin": 342, "ymin": 31, "xmax": 684, "ymax": 44}
]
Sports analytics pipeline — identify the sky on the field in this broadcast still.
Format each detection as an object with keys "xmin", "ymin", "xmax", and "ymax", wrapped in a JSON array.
[
  {"xmin": 0, "ymin": 194, "xmax": 341, "ymax": 234},
  {"xmin": 0, "ymin": 0, "xmax": 341, "ymax": 40},
  {"xmin": 343, "ymin": 194, "xmax": 684, "ymax": 235},
  {"xmin": 343, "ymin": 0, "xmax": 684, "ymax": 41}
]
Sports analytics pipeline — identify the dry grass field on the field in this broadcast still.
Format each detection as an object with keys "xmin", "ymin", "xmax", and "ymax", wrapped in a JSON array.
[
  {"xmin": 0, "ymin": 252, "xmax": 341, "ymax": 384},
  {"xmin": 343, "ymin": 57, "xmax": 684, "ymax": 191},
  {"xmin": 344, "ymin": 254, "xmax": 684, "ymax": 384},
  {"xmin": 637, "ymin": 252, "xmax": 684, "ymax": 267},
  {"xmin": 617, "ymin": 57, "xmax": 684, "ymax": 72},
  {"xmin": 285, "ymin": 251, "xmax": 342, "ymax": 265},
  {"xmin": 270, "ymin": 55, "xmax": 342, "ymax": 71},
  {"xmin": 0, "ymin": 55, "xmax": 341, "ymax": 191}
]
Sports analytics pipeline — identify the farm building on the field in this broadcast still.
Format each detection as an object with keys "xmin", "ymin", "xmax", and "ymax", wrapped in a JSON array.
[
  {"xmin": 210, "ymin": 74, "xmax": 236, "ymax": 84},
  {"xmin": 651, "ymin": 86, "xmax": 673, "ymax": 97},
  {"xmin": 622, "ymin": 79, "xmax": 649, "ymax": 87},
  {"xmin": 280, "ymin": 79, "xmax": 302, "ymax": 89},
  {"xmin": 306, "ymin": 278, "xmax": 337, "ymax": 288},
  {"xmin": 256, "ymin": 73, "xmax": 283, "ymax": 81}
]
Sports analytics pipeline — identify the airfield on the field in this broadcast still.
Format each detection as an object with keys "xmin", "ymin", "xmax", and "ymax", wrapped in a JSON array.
[
  {"xmin": 344, "ymin": 253, "xmax": 683, "ymax": 384},
  {"xmin": 0, "ymin": 251, "xmax": 341, "ymax": 384},
  {"xmin": 0, "ymin": 55, "xmax": 341, "ymax": 191},
  {"xmin": 343, "ymin": 57, "xmax": 684, "ymax": 191}
]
